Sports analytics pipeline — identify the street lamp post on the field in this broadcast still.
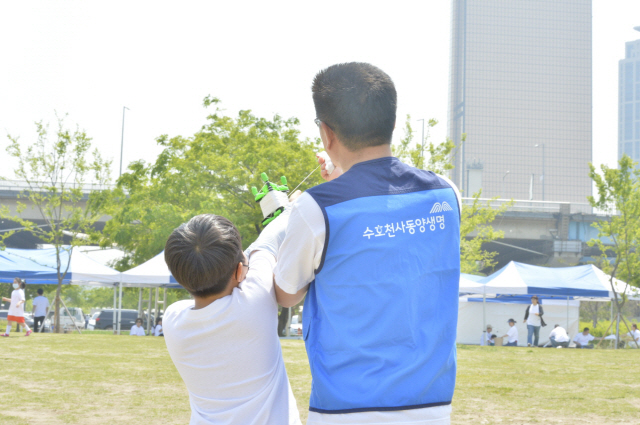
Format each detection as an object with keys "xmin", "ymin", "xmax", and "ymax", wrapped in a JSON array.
[
  {"xmin": 501, "ymin": 170, "xmax": 510, "ymax": 199},
  {"xmin": 119, "ymin": 106, "xmax": 130, "ymax": 177},
  {"xmin": 535, "ymin": 144, "xmax": 545, "ymax": 201}
]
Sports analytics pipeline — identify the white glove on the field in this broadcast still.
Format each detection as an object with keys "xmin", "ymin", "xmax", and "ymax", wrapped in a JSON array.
[{"xmin": 244, "ymin": 207, "xmax": 291, "ymax": 259}]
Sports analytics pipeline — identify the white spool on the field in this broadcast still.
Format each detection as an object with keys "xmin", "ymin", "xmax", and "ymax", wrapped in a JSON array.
[
  {"xmin": 260, "ymin": 190, "xmax": 289, "ymax": 218},
  {"xmin": 317, "ymin": 151, "xmax": 335, "ymax": 175}
]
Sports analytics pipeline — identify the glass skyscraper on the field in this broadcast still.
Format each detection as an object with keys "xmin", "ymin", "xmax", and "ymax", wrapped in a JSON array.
[
  {"xmin": 448, "ymin": 0, "xmax": 592, "ymax": 202},
  {"xmin": 619, "ymin": 27, "xmax": 640, "ymax": 163}
]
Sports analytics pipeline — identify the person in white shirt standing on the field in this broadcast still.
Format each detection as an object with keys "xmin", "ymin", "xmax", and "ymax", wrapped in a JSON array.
[
  {"xmin": 573, "ymin": 327, "xmax": 595, "ymax": 349},
  {"xmin": 32, "ymin": 288, "xmax": 50, "ymax": 333},
  {"xmin": 163, "ymin": 210, "xmax": 301, "ymax": 425},
  {"xmin": 129, "ymin": 318, "xmax": 146, "ymax": 336},
  {"xmin": 524, "ymin": 295, "xmax": 545, "ymax": 347},
  {"xmin": 502, "ymin": 319, "xmax": 519, "ymax": 346},
  {"xmin": 548, "ymin": 325, "xmax": 570, "ymax": 348},
  {"xmin": 1, "ymin": 278, "xmax": 32, "ymax": 337}
]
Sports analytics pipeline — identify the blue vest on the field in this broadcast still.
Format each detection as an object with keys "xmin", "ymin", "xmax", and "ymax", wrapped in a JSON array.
[{"xmin": 303, "ymin": 157, "xmax": 460, "ymax": 414}]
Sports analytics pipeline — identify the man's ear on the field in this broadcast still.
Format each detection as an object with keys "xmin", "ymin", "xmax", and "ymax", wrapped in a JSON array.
[{"xmin": 323, "ymin": 122, "xmax": 338, "ymax": 152}]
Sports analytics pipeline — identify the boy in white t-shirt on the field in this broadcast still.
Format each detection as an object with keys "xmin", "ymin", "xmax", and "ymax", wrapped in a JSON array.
[{"xmin": 163, "ymin": 211, "xmax": 301, "ymax": 425}]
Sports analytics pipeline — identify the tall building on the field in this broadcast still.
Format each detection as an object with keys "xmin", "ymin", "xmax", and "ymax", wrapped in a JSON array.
[
  {"xmin": 448, "ymin": 0, "xmax": 592, "ymax": 202},
  {"xmin": 619, "ymin": 27, "xmax": 640, "ymax": 163}
]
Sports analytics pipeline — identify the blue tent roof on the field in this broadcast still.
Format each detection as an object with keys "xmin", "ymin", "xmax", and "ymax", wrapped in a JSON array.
[
  {"xmin": 459, "ymin": 261, "xmax": 615, "ymax": 298},
  {"xmin": 0, "ymin": 247, "xmax": 121, "ymax": 285}
]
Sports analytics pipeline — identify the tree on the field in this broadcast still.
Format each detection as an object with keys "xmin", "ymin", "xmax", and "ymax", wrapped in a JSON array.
[
  {"xmin": 0, "ymin": 117, "xmax": 111, "ymax": 332},
  {"xmin": 393, "ymin": 115, "xmax": 510, "ymax": 274},
  {"xmin": 587, "ymin": 154, "xmax": 640, "ymax": 348},
  {"xmin": 101, "ymin": 97, "xmax": 324, "ymax": 269}
]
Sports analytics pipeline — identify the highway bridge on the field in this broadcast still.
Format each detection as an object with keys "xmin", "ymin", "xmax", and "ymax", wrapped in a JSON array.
[{"xmin": 1, "ymin": 180, "xmax": 610, "ymax": 271}]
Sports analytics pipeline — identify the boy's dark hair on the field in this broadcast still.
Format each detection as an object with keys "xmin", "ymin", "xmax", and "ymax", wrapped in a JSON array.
[
  {"xmin": 37, "ymin": 288, "xmax": 44, "ymax": 295},
  {"xmin": 165, "ymin": 214, "xmax": 243, "ymax": 297},
  {"xmin": 312, "ymin": 62, "xmax": 397, "ymax": 151},
  {"xmin": 583, "ymin": 327, "xmax": 589, "ymax": 332},
  {"xmin": 136, "ymin": 318, "xmax": 143, "ymax": 324}
]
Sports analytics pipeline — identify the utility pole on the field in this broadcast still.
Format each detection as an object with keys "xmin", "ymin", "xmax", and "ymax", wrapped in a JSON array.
[{"xmin": 120, "ymin": 106, "xmax": 130, "ymax": 177}]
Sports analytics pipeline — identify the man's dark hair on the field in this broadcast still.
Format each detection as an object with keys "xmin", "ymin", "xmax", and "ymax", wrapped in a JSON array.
[
  {"xmin": 165, "ymin": 214, "xmax": 243, "ymax": 297},
  {"xmin": 632, "ymin": 323, "xmax": 637, "ymax": 329},
  {"xmin": 312, "ymin": 62, "xmax": 397, "ymax": 151},
  {"xmin": 583, "ymin": 327, "xmax": 589, "ymax": 332},
  {"xmin": 37, "ymin": 288, "xmax": 43, "ymax": 295}
]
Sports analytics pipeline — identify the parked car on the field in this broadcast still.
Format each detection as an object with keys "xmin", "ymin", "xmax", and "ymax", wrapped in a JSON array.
[
  {"xmin": 44, "ymin": 308, "xmax": 85, "ymax": 332},
  {"xmin": 0, "ymin": 310, "xmax": 34, "ymax": 329},
  {"xmin": 288, "ymin": 315, "xmax": 302, "ymax": 337},
  {"xmin": 87, "ymin": 311, "xmax": 101, "ymax": 331},
  {"xmin": 92, "ymin": 309, "xmax": 148, "ymax": 331}
]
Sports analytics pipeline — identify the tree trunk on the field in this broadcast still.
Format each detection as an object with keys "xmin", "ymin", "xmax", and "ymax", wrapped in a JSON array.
[
  {"xmin": 55, "ymin": 283, "xmax": 61, "ymax": 333},
  {"xmin": 277, "ymin": 307, "xmax": 289, "ymax": 337}
]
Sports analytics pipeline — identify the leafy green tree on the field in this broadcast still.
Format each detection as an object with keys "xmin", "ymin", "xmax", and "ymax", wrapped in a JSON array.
[
  {"xmin": 393, "ymin": 115, "xmax": 509, "ymax": 274},
  {"xmin": 101, "ymin": 97, "xmax": 323, "ymax": 269},
  {"xmin": 587, "ymin": 155, "xmax": 640, "ymax": 348},
  {"xmin": 0, "ymin": 117, "xmax": 111, "ymax": 332}
]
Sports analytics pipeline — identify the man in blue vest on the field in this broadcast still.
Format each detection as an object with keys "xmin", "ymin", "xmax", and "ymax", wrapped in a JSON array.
[{"xmin": 275, "ymin": 62, "xmax": 461, "ymax": 424}]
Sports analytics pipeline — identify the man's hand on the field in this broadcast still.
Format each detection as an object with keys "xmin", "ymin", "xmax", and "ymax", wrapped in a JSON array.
[{"xmin": 317, "ymin": 152, "xmax": 343, "ymax": 181}]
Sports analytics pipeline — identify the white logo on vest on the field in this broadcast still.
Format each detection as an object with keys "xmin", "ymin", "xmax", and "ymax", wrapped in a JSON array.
[{"xmin": 429, "ymin": 201, "xmax": 453, "ymax": 214}]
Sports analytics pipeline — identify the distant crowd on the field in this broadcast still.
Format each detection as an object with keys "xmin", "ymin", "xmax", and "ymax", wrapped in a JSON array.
[{"xmin": 481, "ymin": 296, "xmax": 640, "ymax": 349}]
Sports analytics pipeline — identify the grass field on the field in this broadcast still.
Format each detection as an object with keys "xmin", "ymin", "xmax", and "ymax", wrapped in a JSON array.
[{"xmin": 0, "ymin": 334, "xmax": 638, "ymax": 424}]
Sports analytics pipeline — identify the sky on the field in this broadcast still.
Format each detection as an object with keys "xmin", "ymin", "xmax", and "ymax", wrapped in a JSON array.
[{"xmin": 0, "ymin": 1, "xmax": 639, "ymax": 183}]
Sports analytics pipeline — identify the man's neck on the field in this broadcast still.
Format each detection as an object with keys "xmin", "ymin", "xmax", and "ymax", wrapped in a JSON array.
[{"xmin": 339, "ymin": 144, "xmax": 393, "ymax": 173}]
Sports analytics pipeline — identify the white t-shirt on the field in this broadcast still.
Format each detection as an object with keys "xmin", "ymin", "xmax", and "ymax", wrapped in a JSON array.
[
  {"xmin": 526, "ymin": 304, "xmax": 541, "ymax": 327},
  {"xmin": 8, "ymin": 289, "xmax": 25, "ymax": 317},
  {"xmin": 154, "ymin": 324, "xmax": 163, "ymax": 336},
  {"xmin": 548, "ymin": 327, "xmax": 569, "ymax": 343},
  {"xmin": 274, "ymin": 173, "xmax": 461, "ymax": 425},
  {"xmin": 573, "ymin": 333, "xmax": 595, "ymax": 346},
  {"xmin": 631, "ymin": 329, "xmax": 640, "ymax": 342},
  {"xmin": 481, "ymin": 331, "xmax": 494, "ymax": 345},
  {"xmin": 163, "ymin": 251, "xmax": 301, "ymax": 425},
  {"xmin": 32, "ymin": 295, "xmax": 50, "ymax": 317},
  {"xmin": 130, "ymin": 325, "xmax": 146, "ymax": 336},
  {"xmin": 506, "ymin": 326, "xmax": 518, "ymax": 343}
]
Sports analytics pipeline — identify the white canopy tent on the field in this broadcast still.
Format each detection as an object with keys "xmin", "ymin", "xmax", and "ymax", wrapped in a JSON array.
[{"xmin": 457, "ymin": 262, "xmax": 640, "ymax": 346}]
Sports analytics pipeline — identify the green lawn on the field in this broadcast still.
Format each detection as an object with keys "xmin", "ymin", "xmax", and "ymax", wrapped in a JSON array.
[{"xmin": 0, "ymin": 334, "xmax": 638, "ymax": 424}]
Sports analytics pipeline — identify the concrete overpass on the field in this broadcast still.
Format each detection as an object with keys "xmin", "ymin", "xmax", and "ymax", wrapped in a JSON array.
[
  {"xmin": 463, "ymin": 198, "xmax": 609, "ymax": 270},
  {"xmin": 1, "ymin": 180, "xmax": 611, "ymax": 268},
  {"xmin": 0, "ymin": 180, "xmax": 112, "ymax": 248}
]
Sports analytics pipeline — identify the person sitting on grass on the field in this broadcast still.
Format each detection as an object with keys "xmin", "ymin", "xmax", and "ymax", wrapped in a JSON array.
[
  {"xmin": 153, "ymin": 317, "xmax": 163, "ymax": 337},
  {"xmin": 1, "ymin": 278, "xmax": 32, "ymax": 337},
  {"xmin": 129, "ymin": 318, "xmax": 146, "ymax": 336},
  {"xmin": 481, "ymin": 324, "xmax": 495, "ymax": 346},
  {"xmin": 502, "ymin": 319, "xmax": 518, "ymax": 346},
  {"xmin": 628, "ymin": 323, "xmax": 639, "ymax": 348},
  {"xmin": 573, "ymin": 327, "xmax": 595, "ymax": 349},
  {"xmin": 548, "ymin": 324, "xmax": 570, "ymax": 348},
  {"xmin": 162, "ymin": 211, "xmax": 301, "ymax": 425}
]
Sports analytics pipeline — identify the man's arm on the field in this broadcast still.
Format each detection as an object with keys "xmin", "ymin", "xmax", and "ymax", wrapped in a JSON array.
[{"xmin": 274, "ymin": 280, "xmax": 309, "ymax": 308}]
